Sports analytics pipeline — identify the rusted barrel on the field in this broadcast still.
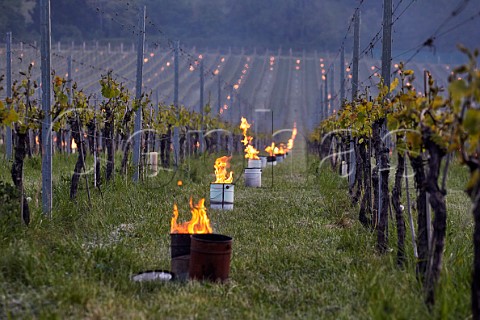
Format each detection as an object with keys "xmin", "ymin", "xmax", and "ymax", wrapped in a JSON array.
[
  {"xmin": 170, "ymin": 233, "xmax": 191, "ymax": 281},
  {"xmin": 189, "ymin": 234, "xmax": 233, "ymax": 283}
]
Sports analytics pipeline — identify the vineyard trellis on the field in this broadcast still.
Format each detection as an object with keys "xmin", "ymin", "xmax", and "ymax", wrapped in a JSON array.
[{"xmin": 309, "ymin": 48, "xmax": 480, "ymax": 316}]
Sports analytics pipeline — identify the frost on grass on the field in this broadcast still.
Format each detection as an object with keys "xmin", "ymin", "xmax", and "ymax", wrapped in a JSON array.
[{"xmin": 82, "ymin": 223, "xmax": 137, "ymax": 252}]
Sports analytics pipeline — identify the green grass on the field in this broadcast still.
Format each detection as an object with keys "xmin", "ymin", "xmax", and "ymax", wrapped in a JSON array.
[{"xmin": 0, "ymin": 148, "xmax": 473, "ymax": 319}]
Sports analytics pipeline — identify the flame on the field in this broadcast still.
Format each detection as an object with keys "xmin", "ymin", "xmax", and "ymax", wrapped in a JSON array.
[
  {"xmin": 287, "ymin": 123, "xmax": 297, "ymax": 151},
  {"xmin": 266, "ymin": 142, "xmax": 286, "ymax": 156},
  {"xmin": 35, "ymin": 136, "xmax": 39, "ymax": 145},
  {"xmin": 214, "ymin": 156, "xmax": 233, "ymax": 183},
  {"xmin": 240, "ymin": 117, "xmax": 259, "ymax": 159},
  {"xmin": 177, "ymin": 180, "xmax": 183, "ymax": 186},
  {"xmin": 265, "ymin": 142, "xmax": 276, "ymax": 156},
  {"xmin": 71, "ymin": 139, "xmax": 77, "ymax": 150},
  {"xmin": 171, "ymin": 197, "xmax": 212, "ymax": 234},
  {"xmin": 277, "ymin": 143, "xmax": 286, "ymax": 155}
]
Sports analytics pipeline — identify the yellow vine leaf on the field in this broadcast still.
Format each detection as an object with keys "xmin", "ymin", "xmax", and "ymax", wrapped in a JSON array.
[
  {"xmin": 389, "ymin": 78, "xmax": 399, "ymax": 93},
  {"xmin": 464, "ymin": 108, "xmax": 480, "ymax": 135},
  {"xmin": 449, "ymin": 79, "xmax": 469, "ymax": 103},
  {"xmin": 4, "ymin": 108, "xmax": 19, "ymax": 124},
  {"xmin": 466, "ymin": 169, "xmax": 480, "ymax": 196}
]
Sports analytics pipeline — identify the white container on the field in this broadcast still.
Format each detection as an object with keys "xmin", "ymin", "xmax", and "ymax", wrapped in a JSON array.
[
  {"xmin": 275, "ymin": 154, "xmax": 284, "ymax": 163},
  {"xmin": 210, "ymin": 183, "xmax": 234, "ymax": 210},
  {"xmin": 244, "ymin": 168, "xmax": 262, "ymax": 187},
  {"xmin": 259, "ymin": 156, "xmax": 267, "ymax": 168},
  {"xmin": 149, "ymin": 152, "xmax": 158, "ymax": 174},
  {"xmin": 248, "ymin": 159, "xmax": 262, "ymax": 169},
  {"xmin": 341, "ymin": 161, "xmax": 348, "ymax": 176}
]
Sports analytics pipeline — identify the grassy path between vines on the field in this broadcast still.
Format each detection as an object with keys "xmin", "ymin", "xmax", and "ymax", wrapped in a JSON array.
[{"xmin": 0, "ymin": 145, "xmax": 473, "ymax": 319}]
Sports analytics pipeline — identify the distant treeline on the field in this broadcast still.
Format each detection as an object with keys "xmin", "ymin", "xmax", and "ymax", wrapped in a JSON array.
[{"xmin": 1, "ymin": 0, "xmax": 479, "ymax": 53}]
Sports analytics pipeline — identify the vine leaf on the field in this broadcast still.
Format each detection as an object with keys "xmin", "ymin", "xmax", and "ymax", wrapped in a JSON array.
[
  {"xmin": 464, "ymin": 108, "xmax": 480, "ymax": 135},
  {"xmin": 449, "ymin": 79, "xmax": 468, "ymax": 103},
  {"xmin": 390, "ymin": 78, "xmax": 399, "ymax": 93},
  {"xmin": 4, "ymin": 108, "xmax": 19, "ymax": 124}
]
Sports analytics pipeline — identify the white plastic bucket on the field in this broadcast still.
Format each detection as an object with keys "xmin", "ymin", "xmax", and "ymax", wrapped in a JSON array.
[
  {"xmin": 210, "ymin": 183, "xmax": 234, "ymax": 210},
  {"xmin": 259, "ymin": 156, "xmax": 267, "ymax": 168},
  {"xmin": 148, "ymin": 152, "xmax": 158, "ymax": 174},
  {"xmin": 275, "ymin": 154, "xmax": 284, "ymax": 163},
  {"xmin": 247, "ymin": 159, "xmax": 262, "ymax": 168},
  {"xmin": 341, "ymin": 161, "xmax": 348, "ymax": 176},
  {"xmin": 244, "ymin": 168, "xmax": 262, "ymax": 187}
]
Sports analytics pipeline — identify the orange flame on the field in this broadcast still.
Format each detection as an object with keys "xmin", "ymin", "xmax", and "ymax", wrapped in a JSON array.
[
  {"xmin": 287, "ymin": 122, "xmax": 297, "ymax": 151},
  {"xmin": 214, "ymin": 156, "xmax": 233, "ymax": 183},
  {"xmin": 265, "ymin": 142, "xmax": 276, "ymax": 156},
  {"xmin": 240, "ymin": 117, "xmax": 259, "ymax": 159},
  {"xmin": 171, "ymin": 197, "xmax": 212, "ymax": 234},
  {"xmin": 276, "ymin": 143, "xmax": 286, "ymax": 155},
  {"xmin": 35, "ymin": 136, "xmax": 39, "ymax": 145}
]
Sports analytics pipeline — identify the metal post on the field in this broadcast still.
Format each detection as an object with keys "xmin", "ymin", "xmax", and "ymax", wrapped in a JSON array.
[
  {"xmin": 173, "ymin": 40, "xmax": 180, "ymax": 166},
  {"xmin": 199, "ymin": 59, "xmax": 205, "ymax": 153},
  {"xmin": 217, "ymin": 76, "xmax": 222, "ymax": 114},
  {"xmin": 377, "ymin": 0, "xmax": 393, "ymax": 251},
  {"xmin": 40, "ymin": 0, "xmax": 52, "ymax": 216},
  {"xmin": 133, "ymin": 6, "xmax": 146, "ymax": 182},
  {"xmin": 94, "ymin": 101, "xmax": 98, "ymax": 187},
  {"xmin": 352, "ymin": 10, "xmax": 360, "ymax": 101},
  {"xmin": 200, "ymin": 59, "xmax": 204, "ymax": 116},
  {"xmin": 381, "ymin": 0, "xmax": 393, "ymax": 91},
  {"xmin": 324, "ymin": 74, "xmax": 328, "ymax": 119},
  {"xmin": 5, "ymin": 32, "xmax": 13, "ymax": 160},
  {"xmin": 229, "ymin": 85, "xmax": 234, "ymax": 124},
  {"xmin": 330, "ymin": 64, "xmax": 335, "ymax": 113},
  {"xmin": 67, "ymin": 55, "xmax": 72, "ymax": 154},
  {"xmin": 174, "ymin": 40, "xmax": 179, "ymax": 113},
  {"xmin": 318, "ymin": 83, "xmax": 323, "ymax": 123},
  {"xmin": 173, "ymin": 126, "xmax": 180, "ymax": 167},
  {"xmin": 340, "ymin": 46, "xmax": 345, "ymax": 104}
]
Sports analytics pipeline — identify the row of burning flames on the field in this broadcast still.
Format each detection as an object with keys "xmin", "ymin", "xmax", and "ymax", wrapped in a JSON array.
[
  {"xmin": 52, "ymin": 117, "xmax": 297, "ymax": 155},
  {"xmin": 171, "ymin": 117, "xmax": 297, "ymax": 234}
]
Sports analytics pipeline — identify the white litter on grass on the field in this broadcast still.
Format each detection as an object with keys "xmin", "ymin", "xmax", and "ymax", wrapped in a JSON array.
[
  {"xmin": 131, "ymin": 271, "xmax": 172, "ymax": 282},
  {"xmin": 82, "ymin": 223, "xmax": 137, "ymax": 252}
]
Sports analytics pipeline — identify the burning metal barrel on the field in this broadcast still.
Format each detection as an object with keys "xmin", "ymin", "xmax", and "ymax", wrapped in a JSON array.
[
  {"xmin": 210, "ymin": 183, "xmax": 234, "ymax": 210},
  {"xmin": 170, "ymin": 233, "xmax": 191, "ymax": 281},
  {"xmin": 267, "ymin": 155, "xmax": 277, "ymax": 166},
  {"xmin": 170, "ymin": 197, "xmax": 212, "ymax": 281},
  {"xmin": 275, "ymin": 154, "xmax": 285, "ymax": 163}
]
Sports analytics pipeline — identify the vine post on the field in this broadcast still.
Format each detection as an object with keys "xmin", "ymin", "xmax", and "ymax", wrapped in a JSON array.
[
  {"xmin": 376, "ymin": 0, "xmax": 393, "ymax": 253},
  {"xmin": 199, "ymin": 58, "xmax": 205, "ymax": 153},
  {"xmin": 5, "ymin": 32, "xmax": 13, "ymax": 160},
  {"xmin": 40, "ymin": 0, "xmax": 52, "ymax": 216},
  {"xmin": 173, "ymin": 40, "xmax": 180, "ymax": 167},
  {"xmin": 133, "ymin": 5, "xmax": 146, "ymax": 182},
  {"xmin": 66, "ymin": 56, "xmax": 72, "ymax": 154}
]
